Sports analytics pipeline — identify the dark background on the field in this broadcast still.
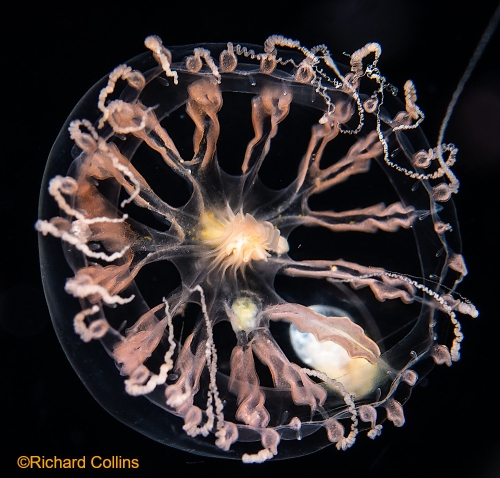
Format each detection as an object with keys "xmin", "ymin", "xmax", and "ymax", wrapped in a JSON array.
[{"xmin": 2, "ymin": 1, "xmax": 499, "ymax": 477}]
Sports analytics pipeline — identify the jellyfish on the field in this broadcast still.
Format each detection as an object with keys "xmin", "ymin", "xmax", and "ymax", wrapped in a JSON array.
[{"xmin": 36, "ymin": 35, "xmax": 478, "ymax": 463}]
